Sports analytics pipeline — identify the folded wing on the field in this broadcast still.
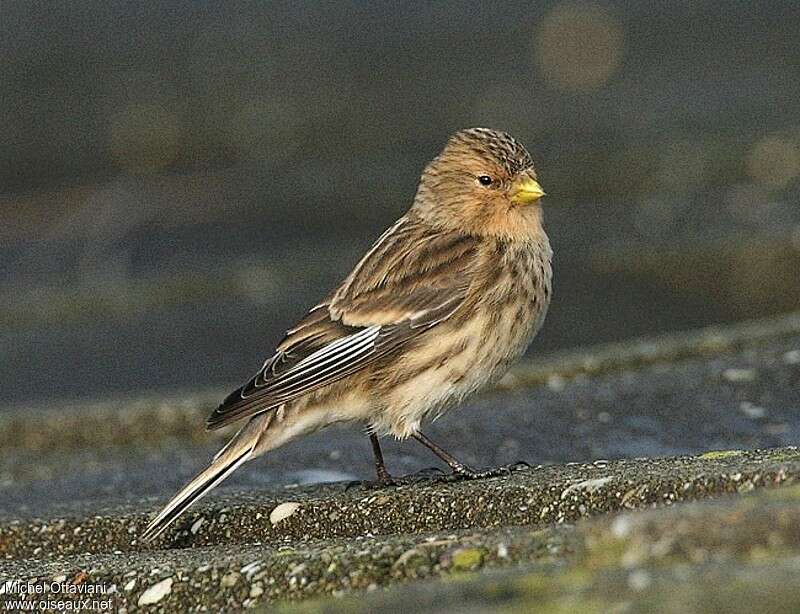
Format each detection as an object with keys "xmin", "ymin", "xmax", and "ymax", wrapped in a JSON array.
[{"xmin": 206, "ymin": 216, "xmax": 480, "ymax": 429}]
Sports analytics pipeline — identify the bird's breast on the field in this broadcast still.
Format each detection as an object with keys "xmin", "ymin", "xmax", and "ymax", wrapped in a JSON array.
[
  {"xmin": 370, "ymin": 235, "xmax": 552, "ymax": 438},
  {"xmin": 469, "ymin": 237, "xmax": 552, "ymax": 376}
]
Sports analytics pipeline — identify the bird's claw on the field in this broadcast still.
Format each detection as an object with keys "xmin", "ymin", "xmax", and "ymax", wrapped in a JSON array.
[
  {"xmin": 346, "ymin": 461, "xmax": 530, "ymax": 490},
  {"xmin": 404, "ymin": 466, "xmax": 447, "ymax": 481},
  {"xmin": 346, "ymin": 476, "xmax": 398, "ymax": 490},
  {"xmin": 375, "ymin": 466, "xmax": 448, "ymax": 486},
  {"xmin": 449, "ymin": 461, "xmax": 532, "ymax": 480},
  {"xmin": 450, "ymin": 465, "xmax": 496, "ymax": 480}
]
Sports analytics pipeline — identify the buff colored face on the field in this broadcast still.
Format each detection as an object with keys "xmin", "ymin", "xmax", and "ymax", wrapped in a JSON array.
[
  {"xmin": 419, "ymin": 129, "xmax": 546, "ymax": 226},
  {"xmin": 464, "ymin": 159, "xmax": 545, "ymax": 208}
]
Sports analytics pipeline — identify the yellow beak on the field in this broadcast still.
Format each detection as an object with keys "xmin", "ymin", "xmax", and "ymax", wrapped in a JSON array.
[{"xmin": 509, "ymin": 175, "xmax": 545, "ymax": 205}]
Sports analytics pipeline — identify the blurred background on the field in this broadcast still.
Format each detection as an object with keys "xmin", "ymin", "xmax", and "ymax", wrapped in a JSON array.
[{"xmin": 2, "ymin": 1, "xmax": 799, "ymax": 406}]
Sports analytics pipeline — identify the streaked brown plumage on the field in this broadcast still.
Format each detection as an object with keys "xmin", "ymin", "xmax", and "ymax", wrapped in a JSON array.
[{"xmin": 142, "ymin": 127, "xmax": 552, "ymax": 541}]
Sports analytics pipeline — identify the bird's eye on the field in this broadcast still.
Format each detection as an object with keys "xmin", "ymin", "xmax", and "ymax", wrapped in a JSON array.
[{"xmin": 477, "ymin": 175, "xmax": 493, "ymax": 186}]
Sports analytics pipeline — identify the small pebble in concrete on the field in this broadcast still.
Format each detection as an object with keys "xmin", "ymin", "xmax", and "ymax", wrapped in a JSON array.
[
  {"xmin": 250, "ymin": 583, "xmax": 264, "ymax": 598},
  {"xmin": 240, "ymin": 561, "xmax": 261, "ymax": 578},
  {"xmin": 190, "ymin": 517, "xmax": 205, "ymax": 534},
  {"xmin": 783, "ymin": 350, "xmax": 800, "ymax": 365},
  {"xmin": 270, "ymin": 502, "xmax": 301, "ymax": 526},
  {"xmin": 138, "ymin": 577, "xmax": 173, "ymax": 605},
  {"xmin": 561, "ymin": 476, "xmax": 616, "ymax": 499}
]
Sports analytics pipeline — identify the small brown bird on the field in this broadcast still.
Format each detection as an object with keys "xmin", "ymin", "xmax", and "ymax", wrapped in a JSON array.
[{"xmin": 142, "ymin": 127, "xmax": 551, "ymax": 541}]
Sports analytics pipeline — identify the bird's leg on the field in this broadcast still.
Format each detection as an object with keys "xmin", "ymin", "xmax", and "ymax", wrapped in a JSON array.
[
  {"xmin": 412, "ymin": 431, "xmax": 495, "ymax": 479},
  {"xmin": 369, "ymin": 432, "xmax": 396, "ymax": 485}
]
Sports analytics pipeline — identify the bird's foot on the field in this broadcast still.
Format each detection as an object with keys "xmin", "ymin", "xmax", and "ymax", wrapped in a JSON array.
[
  {"xmin": 346, "ymin": 478, "xmax": 395, "ymax": 490},
  {"xmin": 398, "ymin": 466, "xmax": 448, "ymax": 483},
  {"xmin": 448, "ymin": 460, "xmax": 531, "ymax": 480},
  {"xmin": 376, "ymin": 466, "xmax": 396, "ymax": 486},
  {"xmin": 449, "ymin": 464, "xmax": 495, "ymax": 480},
  {"xmin": 346, "ymin": 461, "xmax": 531, "ymax": 489},
  {"xmin": 345, "ymin": 467, "xmax": 403, "ymax": 490}
]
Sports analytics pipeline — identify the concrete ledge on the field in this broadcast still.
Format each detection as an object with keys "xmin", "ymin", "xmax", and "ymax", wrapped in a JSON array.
[
  {"xmin": 1, "ymin": 448, "xmax": 799, "ymax": 611},
  {"xmin": 3, "ymin": 447, "xmax": 798, "ymax": 559},
  {"xmin": 1, "ymin": 450, "xmax": 799, "ymax": 611}
]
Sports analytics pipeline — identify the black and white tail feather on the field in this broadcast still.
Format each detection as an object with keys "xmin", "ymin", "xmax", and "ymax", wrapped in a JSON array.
[{"xmin": 140, "ymin": 429, "xmax": 257, "ymax": 542}]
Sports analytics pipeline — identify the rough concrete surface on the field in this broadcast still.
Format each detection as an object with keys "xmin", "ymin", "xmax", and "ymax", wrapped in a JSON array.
[
  {"xmin": 276, "ymin": 485, "xmax": 800, "ymax": 614},
  {"xmin": 1, "ymin": 314, "xmax": 799, "ymax": 612}
]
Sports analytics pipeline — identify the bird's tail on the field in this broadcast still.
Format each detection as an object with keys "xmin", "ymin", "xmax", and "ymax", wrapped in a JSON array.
[{"xmin": 141, "ymin": 427, "xmax": 257, "ymax": 542}]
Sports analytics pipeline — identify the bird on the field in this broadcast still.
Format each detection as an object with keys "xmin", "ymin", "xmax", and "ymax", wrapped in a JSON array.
[{"xmin": 142, "ymin": 127, "xmax": 552, "ymax": 542}]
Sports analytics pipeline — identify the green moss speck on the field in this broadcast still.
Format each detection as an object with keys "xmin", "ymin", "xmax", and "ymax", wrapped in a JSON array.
[
  {"xmin": 699, "ymin": 450, "xmax": 744, "ymax": 460},
  {"xmin": 451, "ymin": 548, "xmax": 484, "ymax": 571}
]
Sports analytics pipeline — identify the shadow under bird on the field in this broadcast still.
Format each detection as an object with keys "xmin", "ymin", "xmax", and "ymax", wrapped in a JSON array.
[{"xmin": 142, "ymin": 127, "xmax": 551, "ymax": 541}]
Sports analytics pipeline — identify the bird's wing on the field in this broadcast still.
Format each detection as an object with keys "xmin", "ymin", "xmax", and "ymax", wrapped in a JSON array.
[{"xmin": 206, "ymin": 217, "xmax": 480, "ymax": 429}]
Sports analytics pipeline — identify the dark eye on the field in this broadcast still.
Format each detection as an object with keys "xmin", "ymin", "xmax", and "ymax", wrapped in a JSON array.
[{"xmin": 477, "ymin": 175, "xmax": 493, "ymax": 186}]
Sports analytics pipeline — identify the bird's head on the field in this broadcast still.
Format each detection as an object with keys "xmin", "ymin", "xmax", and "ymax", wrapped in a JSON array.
[{"xmin": 412, "ymin": 128, "xmax": 546, "ymax": 239}]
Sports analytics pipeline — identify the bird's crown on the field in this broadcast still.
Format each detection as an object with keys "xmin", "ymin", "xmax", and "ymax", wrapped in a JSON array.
[{"xmin": 446, "ymin": 127, "xmax": 533, "ymax": 177}]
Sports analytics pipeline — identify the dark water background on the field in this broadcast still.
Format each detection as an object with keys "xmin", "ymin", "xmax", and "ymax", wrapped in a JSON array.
[{"xmin": 2, "ymin": 1, "xmax": 800, "ymax": 406}]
